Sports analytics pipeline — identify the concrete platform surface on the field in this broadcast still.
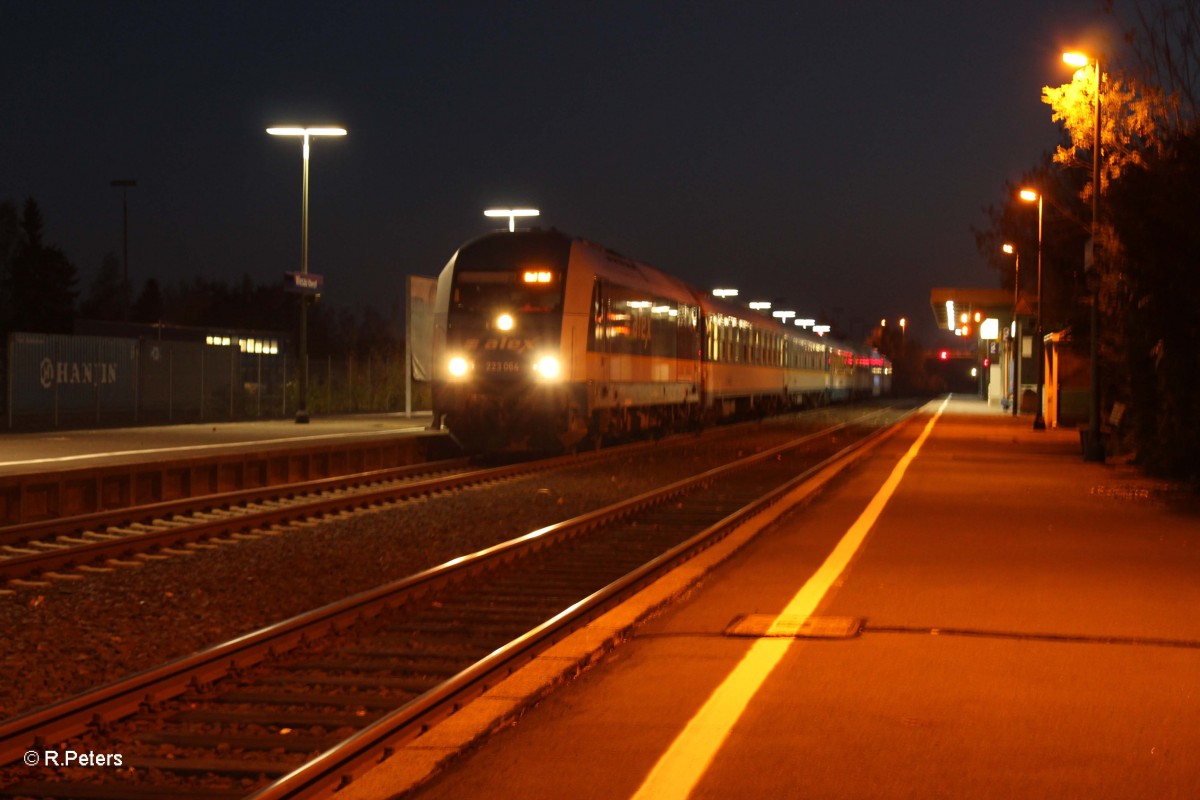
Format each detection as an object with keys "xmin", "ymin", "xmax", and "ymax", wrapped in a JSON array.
[
  {"xmin": 349, "ymin": 395, "xmax": 1199, "ymax": 800},
  {"xmin": 0, "ymin": 412, "xmax": 438, "ymax": 477}
]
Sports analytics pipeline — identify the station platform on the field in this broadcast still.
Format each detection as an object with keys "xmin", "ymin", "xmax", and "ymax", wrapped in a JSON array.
[
  {"xmin": 0, "ymin": 412, "xmax": 438, "ymax": 478},
  {"xmin": 344, "ymin": 395, "xmax": 1199, "ymax": 800}
]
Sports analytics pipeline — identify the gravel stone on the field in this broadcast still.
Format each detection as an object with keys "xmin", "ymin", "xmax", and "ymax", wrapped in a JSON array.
[{"xmin": 0, "ymin": 412, "xmax": 862, "ymax": 719}]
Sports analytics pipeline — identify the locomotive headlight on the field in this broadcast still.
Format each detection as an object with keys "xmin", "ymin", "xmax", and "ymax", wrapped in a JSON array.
[
  {"xmin": 448, "ymin": 356, "xmax": 470, "ymax": 378},
  {"xmin": 532, "ymin": 355, "xmax": 561, "ymax": 380},
  {"xmin": 496, "ymin": 313, "xmax": 515, "ymax": 331}
]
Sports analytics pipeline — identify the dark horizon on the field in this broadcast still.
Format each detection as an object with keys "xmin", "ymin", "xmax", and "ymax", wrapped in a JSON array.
[{"xmin": 2, "ymin": 1, "xmax": 1118, "ymax": 346}]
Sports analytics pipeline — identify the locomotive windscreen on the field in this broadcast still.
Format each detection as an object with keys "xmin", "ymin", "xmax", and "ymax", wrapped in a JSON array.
[{"xmin": 450, "ymin": 233, "xmax": 570, "ymax": 315}]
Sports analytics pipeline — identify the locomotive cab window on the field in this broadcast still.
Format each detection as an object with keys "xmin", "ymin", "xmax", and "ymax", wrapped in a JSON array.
[
  {"xmin": 452, "ymin": 270, "xmax": 563, "ymax": 314},
  {"xmin": 448, "ymin": 232, "xmax": 571, "ymax": 318}
]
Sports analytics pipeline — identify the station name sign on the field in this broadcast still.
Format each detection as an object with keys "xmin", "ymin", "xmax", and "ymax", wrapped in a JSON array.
[{"xmin": 284, "ymin": 272, "xmax": 324, "ymax": 295}]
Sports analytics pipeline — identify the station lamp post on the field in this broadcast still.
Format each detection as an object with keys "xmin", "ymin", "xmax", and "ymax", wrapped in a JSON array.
[
  {"xmin": 266, "ymin": 126, "xmax": 347, "ymax": 424},
  {"xmin": 712, "ymin": 288, "xmax": 739, "ymax": 299},
  {"xmin": 1064, "ymin": 50, "xmax": 1105, "ymax": 462},
  {"xmin": 484, "ymin": 208, "xmax": 539, "ymax": 231},
  {"xmin": 1003, "ymin": 243, "xmax": 1021, "ymax": 417},
  {"xmin": 1019, "ymin": 188, "xmax": 1046, "ymax": 430}
]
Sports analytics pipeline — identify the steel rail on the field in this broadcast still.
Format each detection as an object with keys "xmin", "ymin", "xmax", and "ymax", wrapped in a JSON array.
[
  {"xmin": 249, "ymin": 409, "xmax": 915, "ymax": 799},
  {"xmin": 0, "ymin": 432, "xmax": 452, "ymax": 527},
  {"xmin": 0, "ymin": 427, "xmax": 712, "ymax": 767},
  {"xmin": 0, "ymin": 457, "xmax": 472, "ymax": 547},
  {"xmin": 0, "ymin": 407, "xmax": 884, "ymax": 584},
  {"xmin": 0, "ymin": 438, "xmax": 670, "ymax": 584},
  {"xmin": 0, "ymin": 406, "xmax": 912, "ymax": 783}
]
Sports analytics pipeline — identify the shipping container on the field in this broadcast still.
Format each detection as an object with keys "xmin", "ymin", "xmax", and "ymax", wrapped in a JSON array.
[{"xmin": 7, "ymin": 333, "xmax": 139, "ymax": 427}]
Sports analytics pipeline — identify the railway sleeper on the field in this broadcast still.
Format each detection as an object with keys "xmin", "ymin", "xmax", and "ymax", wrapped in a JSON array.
[
  {"xmin": 407, "ymin": 604, "xmax": 557, "ymax": 623},
  {"xmin": 452, "ymin": 591, "xmax": 582, "ymax": 608},
  {"xmin": 278, "ymin": 657, "xmax": 469, "ymax": 676},
  {"xmin": 209, "ymin": 690, "xmax": 401, "ymax": 710},
  {"xmin": 389, "ymin": 620, "xmax": 537, "ymax": 639},
  {"xmin": 121, "ymin": 755, "xmax": 299, "ymax": 777},
  {"xmin": 167, "ymin": 707, "xmax": 382, "ymax": 728},
  {"xmin": 1, "ymin": 781, "xmax": 248, "ymax": 800},
  {"xmin": 258, "ymin": 673, "xmax": 433, "ymax": 693},
  {"xmin": 324, "ymin": 654, "xmax": 473, "ymax": 675},
  {"xmin": 137, "ymin": 729, "xmax": 342, "ymax": 752}
]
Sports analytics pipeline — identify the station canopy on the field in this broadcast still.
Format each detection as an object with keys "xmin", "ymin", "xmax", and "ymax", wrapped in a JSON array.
[{"xmin": 929, "ymin": 287, "xmax": 1029, "ymax": 333}]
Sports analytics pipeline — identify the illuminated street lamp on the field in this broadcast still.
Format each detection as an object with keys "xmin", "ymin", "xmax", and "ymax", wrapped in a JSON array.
[
  {"xmin": 1065, "ymin": 50, "xmax": 1105, "ymax": 462},
  {"xmin": 485, "ymin": 208, "xmax": 539, "ymax": 232},
  {"xmin": 267, "ymin": 126, "xmax": 348, "ymax": 423},
  {"xmin": 1019, "ymin": 188, "xmax": 1046, "ymax": 430},
  {"xmin": 748, "ymin": 301, "xmax": 772, "ymax": 312},
  {"xmin": 772, "ymin": 310, "xmax": 796, "ymax": 322},
  {"xmin": 1003, "ymin": 243, "xmax": 1021, "ymax": 417},
  {"xmin": 712, "ymin": 288, "xmax": 739, "ymax": 298}
]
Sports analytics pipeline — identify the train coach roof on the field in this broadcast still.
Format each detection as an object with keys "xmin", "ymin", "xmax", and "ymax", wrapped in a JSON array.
[
  {"xmin": 700, "ymin": 292, "xmax": 832, "ymax": 347},
  {"xmin": 571, "ymin": 237, "xmax": 700, "ymax": 306}
]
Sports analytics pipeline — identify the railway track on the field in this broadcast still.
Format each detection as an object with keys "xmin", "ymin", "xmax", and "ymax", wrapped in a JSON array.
[
  {"xmin": 0, "ymin": 444, "xmax": 639, "ymax": 587},
  {"xmin": 0, "ymin": 405, "xmax": 914, "ymax": 799},
  {"xmin": 0, "ymin": 407, "xmax": 886, "ymax": 589}
]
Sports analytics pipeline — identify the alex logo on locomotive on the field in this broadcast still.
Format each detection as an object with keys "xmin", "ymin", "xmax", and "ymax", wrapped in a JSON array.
[{"xmin": 462, "ymin": 336, "xmax": 534, "ymax": 353}]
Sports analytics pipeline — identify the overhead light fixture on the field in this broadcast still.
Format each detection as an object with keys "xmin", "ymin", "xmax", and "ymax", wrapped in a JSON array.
[{"xmin": 485, "ymin": 208, "xmax": 540, "ymax": 232}]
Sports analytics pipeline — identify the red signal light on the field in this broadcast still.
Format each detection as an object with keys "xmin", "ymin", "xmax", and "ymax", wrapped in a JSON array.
[
  {"xmin": 983, "ymin": 358, "xmax": 990, "ymax": 367},
  {"xmin": 940, "ymin": 350, "xmax": 949, "ymax": 360}
]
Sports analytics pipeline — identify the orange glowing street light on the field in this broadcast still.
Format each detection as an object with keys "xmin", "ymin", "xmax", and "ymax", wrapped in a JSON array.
[
  {"xmin": 1002, "ymin": 243, "xmax": 1020, "ymax": 305},
  {"xmin": 1019, "ymin": 188, "xmax": 1045, "ymax": 430},
  {"xmin": 1062, "ymin": 48, "xmax": 1105, "ymax": 461},
  {"xmin": 1003, "ymin": 242, "xmax": 1022, "ymax": 417}
]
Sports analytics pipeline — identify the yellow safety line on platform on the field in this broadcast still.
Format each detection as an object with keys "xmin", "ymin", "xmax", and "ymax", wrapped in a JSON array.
[{"xmin": 631, "ymin": 396, "xmax": 950, "ymax": 800}]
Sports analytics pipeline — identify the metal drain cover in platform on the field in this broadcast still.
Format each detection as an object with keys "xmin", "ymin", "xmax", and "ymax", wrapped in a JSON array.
[{"xmin": 724, "ymin": 614, "xmax": 863, "ymax": 639}]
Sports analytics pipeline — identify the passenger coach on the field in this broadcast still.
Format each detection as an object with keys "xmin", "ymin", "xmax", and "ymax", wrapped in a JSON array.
[{"xmin": 432, "ymin": 230, "xmax": 889, "ymax": 451}]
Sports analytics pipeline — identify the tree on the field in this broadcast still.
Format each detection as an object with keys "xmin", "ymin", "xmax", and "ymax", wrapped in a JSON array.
[
  {"xmin": 0, "ymin": 200, "xmax": 20, "ymax": 334},
  {"xmin": 1112, "ymin": 0, "xmax": 1200, "ymax": 134},
  {"xmin": 131, "ymin": 278, "xmax": 164, "ymax": 323},
  {"xmin": 973, "ymin": 159, "xmax": 1091, "ymax": 338},
  {"xmin": 1107, "ymin": 129, "xmax": 1200, "ymax": 480},
  {"xmin": 1030, "ymin": 1, "xmax": 1200, "ymax": 480},
  {"xmin": 79, "ymin": 252, "xmax": 126, "ymax": 321},
  {"xmin": 1042, "ymin": 64, "xmax": 1167, "ymax": 202},
  {"xmin": 1, "ymin": 198, "xmax": 78, "ymax": 335}
]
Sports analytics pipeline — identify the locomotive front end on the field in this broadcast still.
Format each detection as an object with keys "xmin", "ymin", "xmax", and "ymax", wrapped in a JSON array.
[{"xmin": 432, "ymin": 232, "xmax": 581, "ymax": 451}]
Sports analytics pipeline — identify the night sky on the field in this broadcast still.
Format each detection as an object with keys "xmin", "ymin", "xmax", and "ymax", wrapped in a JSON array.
[{"xmin": 3, "ymin": 1, "xmax": 1117, "ymax": 345}]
